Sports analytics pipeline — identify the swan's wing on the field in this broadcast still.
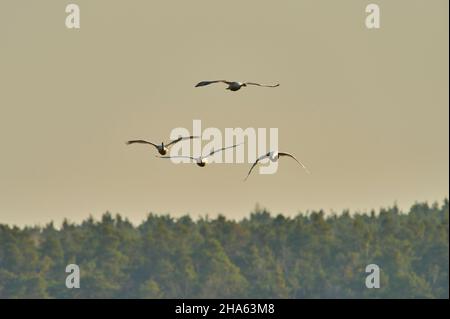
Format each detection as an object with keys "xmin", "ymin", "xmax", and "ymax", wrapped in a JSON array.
[
  {"xmin": 244, "ymin": 159, "xmax": 262, "ymax": 181},
  {"xmin": 207, "ymin": 143, "xmax": 242, "ymax": 157},
  {"xmin": 244, "ymin": 152, "xmax": 271, "ymax": 181},
  {"xmin": 244, "ymin": 82, "xmax": 280, "ymax": 88},
  {"xmin": 165, "ymin": 136, "xmax": 199, "ymax": 147},
  {"xmin": 278, "ymin": 152, "xmax": 310, "ymax": 174},
  {"xmin": 157, "ymin": 155, "xmax": 197, "ymax": 161},
  {"xmin": 126, "ymin": 140, "xmax": 158, "ymax": 149},
  {"xmin": 195, "ymin": 80, "xmax": 231, "ymax": 87}
]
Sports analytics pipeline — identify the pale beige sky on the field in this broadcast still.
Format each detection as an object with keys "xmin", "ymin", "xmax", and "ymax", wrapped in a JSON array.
[{"xmin": 0, "ymin": 0, "xmax": 448, "ymax": 226}]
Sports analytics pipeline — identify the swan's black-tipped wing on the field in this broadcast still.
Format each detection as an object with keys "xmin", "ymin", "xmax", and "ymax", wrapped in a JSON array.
[
  {"xmin": 244, "ymin": 152, "xmax": 271, "ymax": 181},
  {"xmin": 126, "ymin": 140, "xmax": 158, "ymax": 148},
  {"xmin": 195, "ymin": 80, "xmax": 231, "ymax": 87},
  {"xmin": 278, "ymin": 152, "xmax": 310, "ymax": 174},
  {"xmin": 157, "ymin": 155, "xmax": 197, "ymax": 161},
  {"xmin": 207, "ymin": 143, "xmax": 242, "ymax": 157},
  {"xmin": 165, "ymin": 136, "xmax": 199, "ymax": 147},
  {"xmin": 244, "ymin": 159, "xmax": 261, "ymax": 181},
  {"xmin": 245, "ymin": 82, "xmax": 280, "ymax": 88}
]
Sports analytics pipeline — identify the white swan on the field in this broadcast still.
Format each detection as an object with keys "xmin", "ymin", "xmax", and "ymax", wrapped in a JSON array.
[
  {"xmin": 158, "ymin": 143, "xmax": 243, "ymax": 167},
  {"xmin": 126, "ymin": 136, "xmax": 198, "ymax": 155},
  {"xmin": 195, "ymin": 80, "xmax": 280, "ymax": 91},
  {"xmin": 244, "ymin": 151, "xmax": 310, "ymax": 181}
]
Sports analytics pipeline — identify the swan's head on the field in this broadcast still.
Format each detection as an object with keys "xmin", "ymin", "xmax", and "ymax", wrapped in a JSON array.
[{"xmin": 269, "ymin": 151, "xmax": 279, "ymax": 162}]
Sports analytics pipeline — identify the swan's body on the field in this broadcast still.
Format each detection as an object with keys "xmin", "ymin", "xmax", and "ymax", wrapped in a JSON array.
[
  {"xmin": 244, "ymin": 151, "xmax": 310, "ymax": 180},
  {"xmin": 195, "ymin": 80, "xmax": 279, "ymax": 91},
  {"xmin": 126, "ymin": 136, "xmax": 198, "ymax": 155},
  {"xmin": 159, "ymin": 143, "xmax": 242, "ymax": 167}
]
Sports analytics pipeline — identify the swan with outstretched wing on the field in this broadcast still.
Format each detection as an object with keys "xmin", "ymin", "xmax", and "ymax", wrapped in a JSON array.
[
  {"xmin": 244, "ymin": 151, "xmax": 310, "ymax": 181},
  {"xmin": 126, "ymin": 136, "xmax": 198, "ymax": 155},
  {"xmin": 159, "ymin": 143, "xmax": 243, "ymax": 167},
  {"xmin": 195, "ymin": 80, "xmax": 279, "ymax": 91}
]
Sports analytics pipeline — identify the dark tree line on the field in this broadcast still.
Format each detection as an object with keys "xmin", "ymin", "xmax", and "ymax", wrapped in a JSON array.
[{"xmin": 0, "ymin": 200, "xmax": 448, "ymax": 298}]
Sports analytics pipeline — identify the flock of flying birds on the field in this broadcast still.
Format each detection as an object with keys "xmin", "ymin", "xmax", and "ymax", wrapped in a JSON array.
[{"xmin": 127, "ymin": 80, "xmax": 310, "ymax": 181}]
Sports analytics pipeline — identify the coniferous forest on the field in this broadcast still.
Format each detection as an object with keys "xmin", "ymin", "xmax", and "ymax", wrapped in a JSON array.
[{"xmin": 0, "ymin": 200, "xmax": 448, "ymax": 299}]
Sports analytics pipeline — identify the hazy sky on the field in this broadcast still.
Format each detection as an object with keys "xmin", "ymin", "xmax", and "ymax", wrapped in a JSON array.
[{"xmin": 0, "ymin": 0, "xmax": 448, "ymax": 226}]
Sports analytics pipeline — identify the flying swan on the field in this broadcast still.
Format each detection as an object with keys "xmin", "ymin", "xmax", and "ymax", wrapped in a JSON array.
[
  {"xmin": 195, "ymin": 80, "xmax": 280, "ymax": 91},
  {"xmin": 244, "ymin": 151, "xmax": 310, "ymax": 181},
  {"xmin": 158, "ymin": 143, "xmax": 243, "ymax": 167},
  {"xmin": 126, "ymin": 136, "xmax": 198, "ymax": 155}
]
